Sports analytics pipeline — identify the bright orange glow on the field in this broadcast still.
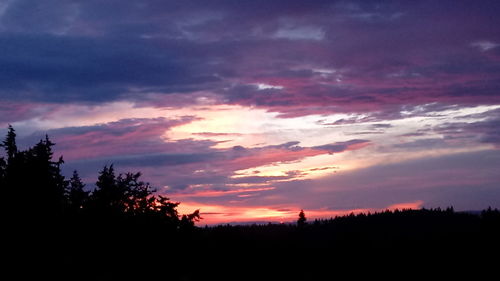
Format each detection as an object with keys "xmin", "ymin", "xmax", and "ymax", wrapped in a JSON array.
[
  {"xmin": 177, "ymin": 200, "xmax": 425, "ymax": 225},
  {"xmin": 387, "ymin": 200, "xmax": 424, "ymax": 210},
  {"xmin": 176, "ymin": 202, "xmax": 296, "ymax": 225}
]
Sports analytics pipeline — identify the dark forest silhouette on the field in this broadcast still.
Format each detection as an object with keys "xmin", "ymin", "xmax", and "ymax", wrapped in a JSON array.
[
  {"xmin": 1, "ymin": 125, "xmax": 500, "ymax": 279},
  {"xmin": 0, "ymin": 125, "xmax": 200, "ymax": 228}
]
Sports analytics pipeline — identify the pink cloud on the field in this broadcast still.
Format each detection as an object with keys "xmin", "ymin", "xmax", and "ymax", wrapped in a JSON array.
[
  {"xmin": 36, "ymin": 115, "xmax": 370, "ymax": 198},
  {"xmin": 46, "ymin": 116, "xmax": 199, "ymax": 160},
  {"xmin": 0, "ymin": 101, "xmax": 57, "ymax": 125}
]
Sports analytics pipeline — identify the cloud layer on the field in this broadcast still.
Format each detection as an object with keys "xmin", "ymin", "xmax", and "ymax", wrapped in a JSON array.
[{"xmin": 1, "ymin": 0, "xmax": 500, "ymax": 223}]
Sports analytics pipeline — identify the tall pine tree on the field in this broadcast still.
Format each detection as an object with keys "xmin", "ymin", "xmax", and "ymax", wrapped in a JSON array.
[
  {"xmin": 67, "ymin": 170, "xmax": 89, "ymax": 213},
  {"xmin": 1, "ymin": 125, "xmax": 17, "ymax": 162},
  {"xmin": 297, "ymin": 210, "xmax": 307, "ymax": 227}
]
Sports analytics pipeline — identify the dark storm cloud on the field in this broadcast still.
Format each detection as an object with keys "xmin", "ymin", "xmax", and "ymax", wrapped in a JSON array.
[
  {"xmin": 0, "ymin": 0, "xmax": 499, "ymax": 118},
  {"xmin": 0, "ymin": 33, "xmax": 221, "ymax": 102}
]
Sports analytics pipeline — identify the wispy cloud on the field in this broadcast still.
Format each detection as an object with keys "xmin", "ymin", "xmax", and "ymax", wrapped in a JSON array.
[{"xmin": 471, "ymin": 41, "xmax": 500, "ymax": 52}]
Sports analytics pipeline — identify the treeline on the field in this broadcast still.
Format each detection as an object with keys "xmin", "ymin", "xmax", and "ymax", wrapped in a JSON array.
[
  {"xmin": 0, "ymin": 125, "xmax": 200, "ymax": 229},
  {"xmin": 204, "ymin": 207, "xmax": 500, "ymax": 249},
  {"xmin": 197, "ymin": 208, "xmax": 500, "ymax": 279}
]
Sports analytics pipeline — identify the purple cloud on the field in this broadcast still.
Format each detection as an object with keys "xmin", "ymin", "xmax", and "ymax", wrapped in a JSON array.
[
  {"xmin": 235, "ymin": 149, "xmax": 500, "ymax": 211},
  {"xmin": 434, "ymin": 109, "xmax": 500, "ymax": 147},
  {"xmin": 0, "ymin": 0, "xmax": 498, "ymax": 119}
]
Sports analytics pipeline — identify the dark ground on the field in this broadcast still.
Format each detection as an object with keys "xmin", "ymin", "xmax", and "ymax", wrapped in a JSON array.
[{"xmin": 5, "ymin": 208, "xmax": 500, "ymax": 280}]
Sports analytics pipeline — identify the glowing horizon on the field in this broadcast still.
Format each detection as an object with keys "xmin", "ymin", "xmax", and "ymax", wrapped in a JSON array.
[{"xmin": 176, "ymin": 200, "xmax": 425, "ymax": 225}]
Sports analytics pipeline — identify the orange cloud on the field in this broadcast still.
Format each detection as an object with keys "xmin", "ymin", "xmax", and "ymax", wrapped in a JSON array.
[{"xmin": 386, "ymin": 200, "xmax": 424, "ymax": 210}]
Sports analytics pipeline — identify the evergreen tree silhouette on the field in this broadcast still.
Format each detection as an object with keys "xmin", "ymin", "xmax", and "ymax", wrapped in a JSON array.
[
  {"xmin": 1, "ymin": 130, "xmax": 68, "ymax": 219},
  {"xmin": 118, "ymin": 171, "xmax": 155, "ymax": 216},
  {"xmin": 26, "ymin": 135, "xmax": 68, "ymax": 217},
  {"xmin": 1, "ymin": 125, "xmax": 17, "ymax": 161},
  {"xmin": 154, "ymin": 195, "xmax": 181, "ymax": 229},
  {"xmin": 67, "ymin": 170, "xmax": 89, "ymax": 213},
  {"xmin": 0, "ymin": 157, "xmax": 6, "ymax": 187},
  {"xmin": 180, "ymin": 209, "xmax": 201, "ymax": 230},
  {"xmin": 298, "ymin": 209, "xmax": 307, "ymax": 227},
  {"xmin": 1, "ymin": 125, "xmax": 20, "ymax": 215},
  {"xmin": 89, "ymin": 165, "xmax": 127, "ymax": 217},
  {"xmin": 88, "ymin": 165, "xmax": 186, "ymax": 227},
  {"xmin": 1, "ymin": 126, "xmax": 21, "ymax": 218}
]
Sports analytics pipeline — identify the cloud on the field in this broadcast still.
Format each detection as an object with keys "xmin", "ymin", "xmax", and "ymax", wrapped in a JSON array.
[
  {"xmin": 0, "ymin": 101, "xmax": 57, "ymax": 125},
  {"xmin": 430, "ymin": 108, "xmax": 500, "ymax": 148},
  {"xmin": 314, "ymin": 139, "xmax": 370, "ymax": 153},
  {"xmin": 471, "ymin": 41, "xmax": 500, "ymax": 52},
  {"xmin": 0, "ymin": 0, "xmax": 79, "ymax": 34},
  {"xmin": 24, "ymin": 115, "xmax": 370, "ymax": 194},
  {"xmin": 370, "ymin": 123, "xmax": 392, "ymax": 129},
  {"xmin": 2, "ymin": 0, "xmax": 500, "ymax": 222},
  {"xmin": 0, "ymin": 33, "xmax": 221, "ymax": 103},
  {"xmin": 392, "ymin": 138, "xmax": 448, "ymax": 150},
  {"xmin": 22, "ymin": 116, "xmax": 201, "ymax": 160},
  {"xmin": 258, "ymin": 149, "xmax": 500, "ymax": 211},
  {"xmin": 0, "ymin": 1, "xmax": 499, "ymax": 120},
  {"xmin": 272, "ymin": 26, "xmax": 325, "ymax": 41}
]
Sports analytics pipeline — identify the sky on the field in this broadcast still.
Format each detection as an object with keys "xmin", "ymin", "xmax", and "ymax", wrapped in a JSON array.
[{"xmin": 1, "ymin": 0, "xmax": 500, "ymax": 224}]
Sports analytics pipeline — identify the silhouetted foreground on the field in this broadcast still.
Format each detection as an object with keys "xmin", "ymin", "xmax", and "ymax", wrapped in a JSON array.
[{"xmin": 1, "ymin": 126, "xmax": 500, "ymax": 279}]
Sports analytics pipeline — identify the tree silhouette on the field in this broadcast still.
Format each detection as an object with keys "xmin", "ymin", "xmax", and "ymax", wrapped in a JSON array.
[
  {"xmin": 1, "ymin": 131, "xmax": 67, "ymax": 218},
  {"xmin": 298, "ymin": 209, "xmax": 307, "ymax": 227},
  {"xmin": 28, "ymin": 136, "xmax": 68, "ymax": 216},
  {"xmin": 180, "ymin": 209, "xmax": 201, "ymax": 230},
  {"xmin": 118, "ymin": 171, "xmax": 156, "ymax": 216},
  {"xmin": 88, "ymin": 165, "xmax": 127, "ymax": 216},
  {"xmin": 67, "ymin": 170, "xmax": 89, "ymax": 213},
  {"xmin": 1, "ymin": 124, "xmax": 17, "ymax": 161},
  {"xmin": 87, "ymin": 165, "xmax": 195, "ymax": 228},
  {"xmin": 1, "ymin": 125, "xmax": 20, "ymax": 215},
  {"xmin": 0, "ymin": 157, "xmax": 6, "ymax": 186}
]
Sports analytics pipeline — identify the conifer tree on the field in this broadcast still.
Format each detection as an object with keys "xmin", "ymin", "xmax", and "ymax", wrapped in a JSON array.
[
  {"xmin": 298, "ymin": 209, "xmax": 307, "ymax": 227},
  {"xmin": 67, "ymin": 170, "xmax": 89, "ymax": 212},
  {"xmin": 26, "ymin": 135, "xmax": 68, "ymax": 216},
  {"xmin": 90, "ymin": 165, "xmax": 126, "ymax": 215},
  {"xmin": 1, "ymin": 125, "xmax": 17, "ymax": 161}
]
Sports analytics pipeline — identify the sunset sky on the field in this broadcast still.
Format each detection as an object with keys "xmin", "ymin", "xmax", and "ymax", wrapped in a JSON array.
[{"xmin": 1, "ymin": 0, "xmax": 500, "ymax": 224}]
